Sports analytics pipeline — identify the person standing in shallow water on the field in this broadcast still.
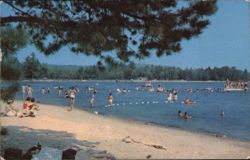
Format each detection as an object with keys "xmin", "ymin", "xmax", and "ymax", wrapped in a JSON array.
[
  {"xmin": 68, "ymin": 87, "xmax": 77, "ymax": 111},
  {"xmin": 41, "ymin": 88, "xmax": 45, "ymax": 94},
  {"xmin": 22, "ymin": 85, "xmax": 26, "ymax": 99},
  {"xmin": 90, "ymin": 93, "xmax": 95, "ymax": 108},
  {"xmin": 108, "ymin": 93, "xmax": 113, "ymax": 107},
  {"xmin": 27, "ymin": 85, "xmax": 33, "ymax": 98}
]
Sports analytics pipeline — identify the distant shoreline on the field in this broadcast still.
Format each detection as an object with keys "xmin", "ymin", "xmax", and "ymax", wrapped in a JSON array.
[{"xmin": 1, "ymin": 79, "xmax": 230, "ymax": 83}]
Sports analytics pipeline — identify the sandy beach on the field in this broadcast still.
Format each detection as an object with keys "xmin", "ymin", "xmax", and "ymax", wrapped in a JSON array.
[{"xmin": 1, "ymin": 101, "xmax": 250, "ymax": 159}]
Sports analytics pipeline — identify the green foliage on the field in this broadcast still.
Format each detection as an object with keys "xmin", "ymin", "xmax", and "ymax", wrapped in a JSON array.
[
  {"xmin": 0, "ymin": 26, "xmax": 28, "ymax": 80},
  {"xmin": 18, "ymin": 53, "xmax": 249, "ymax": 81},
  {"xmin": 1, "ymin": 55, "xmax": 22, "ymax": 80},
  {"xmin": 39, "ymin": 64, "xmax": 49, "ymax": 78},
  {"xmin": 76, "ymin": 67, "xmax": 85, "ymax": 80},
  {"xmin": 0, "ymin": 83, "xmax": 19, "ymax": 102},
  {"xmin": 0, "ymin": 25, "xmax": 29, "ymax": 56},
  {"xmin": 38, "ymin": 63, "xmax": 249, "ymax": 81},
  {"xmin": 23, "ymin": 53, "xmax": 41, "ymax": 79},
  {"xmin": 1, "ymin": 0, "xmax": 217, "ymax": 63}
]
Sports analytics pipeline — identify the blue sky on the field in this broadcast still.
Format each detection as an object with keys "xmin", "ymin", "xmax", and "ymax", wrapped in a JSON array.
[{"xmin": 2, "ymin": 0, "xmax": 250, "ymax": 70}]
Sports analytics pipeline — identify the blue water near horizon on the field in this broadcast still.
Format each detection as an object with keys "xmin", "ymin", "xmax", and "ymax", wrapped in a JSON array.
[{"xmin": 2, "ymin": 81, "xmax": 250, "ymax": 141}]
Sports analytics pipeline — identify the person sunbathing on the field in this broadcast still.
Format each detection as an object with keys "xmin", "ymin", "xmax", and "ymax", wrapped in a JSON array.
[{"xmin": 5, "ymin": 100, "xmax": 23, "ymax": 118}]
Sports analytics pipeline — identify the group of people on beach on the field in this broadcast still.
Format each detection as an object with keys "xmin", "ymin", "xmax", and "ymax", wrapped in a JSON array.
[{"xmin": 4, "ymin": 97, "xmax": 40, "ymax": 118}]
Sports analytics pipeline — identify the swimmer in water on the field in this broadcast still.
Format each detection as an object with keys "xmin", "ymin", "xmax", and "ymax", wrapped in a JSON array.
[
  {"xmin": 177, "ymin": 110, "xmax": 184, "ymax": 117},
  {"xmin": 184, "ymin": 98, "xmax": 193, "ymax": 104},
  {"xmin": 183, "ymin": 112, "xmax": 192, "ymax": 120},
  {"xmin": 220, "ymin": 111, "xmax": 224, "ymax": 117}
]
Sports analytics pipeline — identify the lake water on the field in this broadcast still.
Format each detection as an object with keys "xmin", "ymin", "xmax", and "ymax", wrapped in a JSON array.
[{"xmin": 2, "ymin": 81, "xmax": 250, "ymax": 141}]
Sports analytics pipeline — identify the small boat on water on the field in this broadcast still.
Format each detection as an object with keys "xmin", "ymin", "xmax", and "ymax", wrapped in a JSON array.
[{"xmin": 224, "ymin": 80, "xmax": 248, "ymax": 92}]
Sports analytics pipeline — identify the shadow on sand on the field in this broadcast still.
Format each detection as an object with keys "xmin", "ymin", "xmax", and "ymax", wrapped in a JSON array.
[{"xmin": 1, "ymin": 125, "xmax": 115, "ymax": 159}]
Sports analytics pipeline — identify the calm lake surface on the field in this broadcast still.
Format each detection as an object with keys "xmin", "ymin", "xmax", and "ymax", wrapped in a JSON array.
[{"xmin": 3, "ymin": 81, "xmax": 250, "ymax": 141}]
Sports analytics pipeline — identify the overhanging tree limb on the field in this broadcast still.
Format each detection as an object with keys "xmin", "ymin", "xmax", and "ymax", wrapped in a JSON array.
[{"xmin": 1, "ymin": 0, "xmax": 217, "ymax": 63}]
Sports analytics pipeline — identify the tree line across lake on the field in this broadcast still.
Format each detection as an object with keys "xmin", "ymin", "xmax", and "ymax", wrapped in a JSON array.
[{"xmin": 1, "ymin": 53, "xmax": 249, "ymax": 81}]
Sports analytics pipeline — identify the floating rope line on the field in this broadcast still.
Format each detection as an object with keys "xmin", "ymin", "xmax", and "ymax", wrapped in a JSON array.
[{"xmin": 103, "ymin": 100, "xmax": 181, "ymax": 108}]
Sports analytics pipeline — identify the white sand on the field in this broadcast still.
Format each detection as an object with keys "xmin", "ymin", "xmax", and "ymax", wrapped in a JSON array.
[{"xmin": 1, "ymin": 101, "xmax": 250, "ymax": 159}]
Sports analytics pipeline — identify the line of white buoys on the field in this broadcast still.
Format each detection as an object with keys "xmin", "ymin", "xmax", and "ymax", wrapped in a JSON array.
[
  {"xmin": 103, "ymin": 100, "xmax": 184, "ymax": 108},
  {"xmin": 104, "ymin": 104, "xmax": 114, "ymax": 107}
]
